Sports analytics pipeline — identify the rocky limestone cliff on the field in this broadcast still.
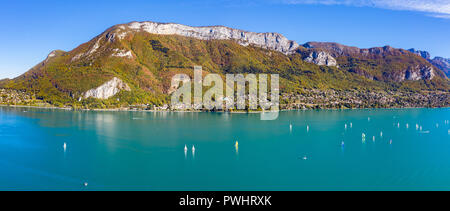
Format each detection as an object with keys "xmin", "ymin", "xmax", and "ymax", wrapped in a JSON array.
[
  {"xmin": 303, "ymin": 51, "xmax": 337, "ymax": 67},
  {"xmin": 84, "ymin": 77, "xmax": 131, "ymax": 99},
  {"xmin": 112, "ymin": 21, "xmax": 300, "ymax": 55},
  {"xmin": 44, "ymin": 50, "xmax": 61, "ymax": 63},
  {"xmin": 304, "ymin": 42, "xmax": 410, "ymax": 58},
  {"xmin": 404, "ymin": 65, "xmax": 435, "ymax": 81},
  {"xmin": 407, "ymin": 49, "xmax": 450, "ymax": 78},
  {"xmin": 303, "ymin": 42, "xmax": 447, "ymax": 81}
]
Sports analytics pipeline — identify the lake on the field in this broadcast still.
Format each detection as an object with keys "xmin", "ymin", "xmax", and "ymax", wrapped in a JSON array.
[{"xmin": 0, "ymin": 106, "xmax": 449, "ymax": 190}]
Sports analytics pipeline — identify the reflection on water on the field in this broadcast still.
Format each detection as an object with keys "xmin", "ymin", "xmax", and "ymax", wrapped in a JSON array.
[{"xmin": 0, "ymin": 107, "xmax": 449, "ymax": 190}]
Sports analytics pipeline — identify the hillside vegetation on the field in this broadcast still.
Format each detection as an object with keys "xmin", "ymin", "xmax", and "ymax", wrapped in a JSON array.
[{"xmin": 1, "ymin": 23, "xmax": 449, "ymax": 109}]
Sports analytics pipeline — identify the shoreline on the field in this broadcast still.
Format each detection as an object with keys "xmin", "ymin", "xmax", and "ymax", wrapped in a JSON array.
[{"xmin": 1, "ymin": 104, "xmax": 448, "ymax": 113}]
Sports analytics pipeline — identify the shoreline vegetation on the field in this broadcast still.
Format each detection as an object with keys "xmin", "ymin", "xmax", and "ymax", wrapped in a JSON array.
[
  {"xmin": 1, "ymin": 88, "xmax": 448, "ymax": 112},
  {"xmin": 1, "ymin": 104, "xmax": 448, "ymax": 114}
]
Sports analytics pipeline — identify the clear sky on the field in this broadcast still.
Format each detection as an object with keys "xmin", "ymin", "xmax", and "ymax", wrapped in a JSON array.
[{"xmin": 0, "ymin": 0, "xmax": 449, "ymax": 79}]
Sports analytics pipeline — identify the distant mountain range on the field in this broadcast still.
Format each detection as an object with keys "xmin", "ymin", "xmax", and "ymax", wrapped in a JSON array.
[
  {"xmin": 0, "ymin": 21, "xmax": 448, "ymax": 109},
  {"xmin": 408, "ymin": 48, "xmax": 450, "ymax": 77}
]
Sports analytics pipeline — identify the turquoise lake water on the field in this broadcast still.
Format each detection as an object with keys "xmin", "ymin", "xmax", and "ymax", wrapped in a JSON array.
[{"xmin": 0, "ymin": 107, "xmax": 449, "ymax": 190}]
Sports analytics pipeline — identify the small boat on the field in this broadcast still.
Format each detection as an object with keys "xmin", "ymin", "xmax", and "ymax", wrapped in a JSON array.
[
  {"xmin": 307, "ymin": 125, "xmax": 310, "ymax": 132},
  {"xmin": 389, "ymin": 140, "xmax": 393, "ymax": 145},
  {"xmin": 192, "ymin": 145, "xmax": 196, "ymax": 152},
  {"xmin": 341, "ymin": 141, "xmax": 345, "ymax": 147},
  {"xmin": 302, "ymin": 156, "xmax": 308, "ymax": 160},
  {"xmin": 345, "ymin": 124, "xmax": 347, "ymax": 129},
  {"xmin": 63, "ymin": 142, "xmax": 67, "ymax": 151},
  {"xmin": 350, "ymin": 123, "xmax": 353, "ymax": 128},
  {"xmin": 380, "ymin": 131, "xmax": 383, "ymax": 137},
  {"xmin": 235, "ymin": 141, "xmax": 239, "ymax": 148},
  {"xmin": 84, "ymin": 182, "xmax": 88, "ymax": 187},
  {"xmin": 184, "ymin": 145, "xmax": 188, "ymax": 152}
]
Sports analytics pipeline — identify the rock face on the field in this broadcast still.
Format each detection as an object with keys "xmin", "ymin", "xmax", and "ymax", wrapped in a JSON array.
[
  {"xmin": 84, "ymin": 77, "xmax": 131, "ymax": 99},
  {"xmin": 407, "ymin": 49, "xmax": 449, "ymax": 78},
  {"xmin": 121, "ymin": 21, "xmax": 299, "ymax": 54},
  {"xmin": 303, "ymin": 42, "xmax": 448, "ymax": 81},
  {"xmin": 303, "ymin": 51, "xmax": 337, "ymax": 67},
  {"xmin": 389, "ymin": 65, "xmax": 435, "ymax": 82},
  {"xmin": 404, "ymin": 65, "xmax": 435, "ymax": 81},
  {"xmin": 112, "ymin": 49, "xmax": 133, "ymax": 59},
  {"xmin": 44, "ymin": 50, "xmax": 65, "ymax": 64},
  {"xmin": 304, "ymin": 42, "xmax": 409, "ymax": 58}
]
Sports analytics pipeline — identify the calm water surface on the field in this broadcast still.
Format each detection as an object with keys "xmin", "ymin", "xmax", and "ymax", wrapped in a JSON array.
[{"xmin": 0, "ymin": 107, "xmax": 449, "ymax": 190}]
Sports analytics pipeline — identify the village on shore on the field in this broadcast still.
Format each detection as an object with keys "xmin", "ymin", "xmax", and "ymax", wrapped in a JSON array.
[{"xmin": 1, "ymin": 88, "xmax": 448, "ymax": 112}]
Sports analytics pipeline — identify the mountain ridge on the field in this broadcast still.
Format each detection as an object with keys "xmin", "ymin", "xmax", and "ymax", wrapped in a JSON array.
[
  {"xmin": 301, "ymin": 42, "xmax": 446, "ymax": 82},
  {"xmin": 408, "ymin": 48, "xmax": 450, "ymax": 77},
  {"xmin": 106, "ymin": 21, "xmax": 300, "ymax": 54}
]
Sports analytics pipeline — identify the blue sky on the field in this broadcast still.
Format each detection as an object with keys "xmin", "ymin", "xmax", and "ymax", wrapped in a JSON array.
[{"xmin": 0, "ymin": 0, "xmax": 449, "ymax": 79}]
